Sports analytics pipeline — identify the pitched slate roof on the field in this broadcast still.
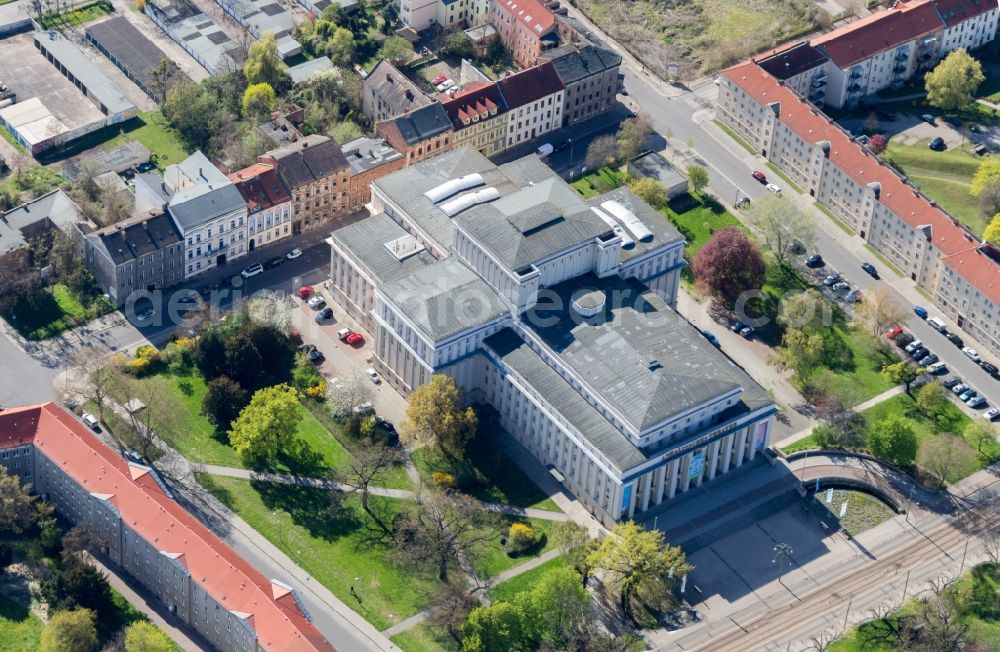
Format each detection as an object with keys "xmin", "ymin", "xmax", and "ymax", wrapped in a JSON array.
[
  {"xmin": 383, "ymin": 103, "xmax": 453, "ymax": 145},
  {"xmin": 365, "ymin": 59, "xmax": 432, "ymax": 114},
  {"xmin": 0, "ymin": 403, "xmax": 336, "ymax": 652},
  {"xmin": 811, "ymin": 0, "xmax": 945, "ymax": 68},
  {"xmin": 756, "ymin": 41, "xmax": 829, "ymax": 80},
  {"xmin": 0, "ymin": 190, "xmax": 82, "ymax": 256},
  {"xmin": 496, "ymin": 62, "xmax": 564, "ymax": 108},
  {"xmin": 89, "ymin": 211, "xmax": 183, "ymax": 266},
  {"xmin": 271, "ymin": 137, "xmax": 350, "ymax": 188},
  {"xmin": 540, "ymin": 42, "xmax": 622, "ymax": 84},
  {"xmin": 228, "ymin": 164, "xmax": 291, "ymax": 212}
]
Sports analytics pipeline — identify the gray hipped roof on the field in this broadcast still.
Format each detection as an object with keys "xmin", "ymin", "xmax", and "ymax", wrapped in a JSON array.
[
  {"xmin": 378, "ymin": 258, "xmax": 508, "ymax": 342},
  {"xmin": 387, "ymin": 103, "xmax": 452, "ymax": 146},
  {"xmin": 168, "ymin": 183, "xmax": 245, "ymax": 231},
  {"xmin": 541, "ymin": 43, "xmax": 622, "ymax": 85},
  {"xmin": 331, "ymin": 213, "xmax": 436, "ymax": 285},
  {"xmin": 89, "ymin": 212, "xmax": 182, "ymax": 266},
  {"xmin": 0, "ymin": 190, "xmax": 82, "ymax": 256}
]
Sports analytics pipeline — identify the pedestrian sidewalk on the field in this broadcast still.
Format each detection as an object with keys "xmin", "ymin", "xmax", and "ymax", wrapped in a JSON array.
[{"xmin": 772, "ymin": 385, "xmax": 906, "ymax": 449}]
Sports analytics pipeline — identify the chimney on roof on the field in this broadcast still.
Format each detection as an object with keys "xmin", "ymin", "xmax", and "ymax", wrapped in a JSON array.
[{"xmin": 387, "ymin": 73, "xmax": 393, "ymax": 83}]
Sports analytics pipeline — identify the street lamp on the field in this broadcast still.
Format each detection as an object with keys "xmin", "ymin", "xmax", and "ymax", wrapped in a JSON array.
[{"xmin": 773, "ymin": 543, "xmax": 794, "ymax": 587}]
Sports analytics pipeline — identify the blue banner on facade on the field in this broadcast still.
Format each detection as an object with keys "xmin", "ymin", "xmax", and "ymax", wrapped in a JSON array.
[
  {"xmin": 688, "ymin": 450, "xmax": 705, "ymax": 479},
  {"xmin": 621, "ymin": 484, "xmax": 632, "ymax": 511}
]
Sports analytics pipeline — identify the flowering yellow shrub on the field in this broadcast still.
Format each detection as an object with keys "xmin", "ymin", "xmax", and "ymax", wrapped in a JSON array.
[
  {"xmin": 433, "ymin": 471, "xmax": 456, "ymax": 488},
  {"xmin": 506, "ymin": 522, "xmax": 543, "ymax": 555}
]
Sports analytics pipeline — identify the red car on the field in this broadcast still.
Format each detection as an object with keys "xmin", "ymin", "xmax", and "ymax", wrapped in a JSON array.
[
  {"xmin": 296, "ymin": 285, "xmax": 315, "ymax": 299},
  {"xmin": 346, "ymin": 332, "xmax": 365, "ymax": 346},
  {"xmin": 751, "ymin": 171, "xmax": 767, "ymax": 183},
  {"xmin": 886, "ymin": 325, "xmax": 903, "ymax": 340},
  {"xmin": 431, "ymin": 75, "xmax": 447, "ymax": 86}
]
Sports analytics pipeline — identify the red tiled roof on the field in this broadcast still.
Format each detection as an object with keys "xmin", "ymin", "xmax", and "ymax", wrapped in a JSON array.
[
  {"xmin": 942, "ymin": 247, "xmax": 1000, "ymax": 306},
  {"xmin": 497, "ymin": 0, "xmax": 556, "ymax": 34},
  {"xmin": 4, "ymin": 403, "xmax": 335, "ymax": 652},
  {"xmin": 497, "ymin": 61, "xmax": 564, "ymax": 108},
  {"xmin": 812, "ymin": 0, "xmax": 944, "ymax": 68},
  {"xmin": 439, "ymin": 82, "xmax": 507, "ymax": 129},
  {"xmin": 722, "ymin": 61, "xmax": 979, "ymax": 261},
  {"xmin": 931, "ymin": 0, "xmax": 997, "ymax": 27},
  {"xmin": 229, "ymin": 164, "xmax": 291, "ymax": 213}
]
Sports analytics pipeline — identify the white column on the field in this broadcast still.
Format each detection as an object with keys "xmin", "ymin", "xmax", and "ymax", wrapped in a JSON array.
[
  {"xmin": 667, "ymin": 459, "xmax": 680, "ymax": 499},
  {"xmin": 680, "ymin": 453, "xmax": 693, "ymax": 492},
  {"xmin": 735, "ymin": 428, "xmax": 748, "ymax": 468},
  {"xmin": 641, "ymin": 472, "xmax": 652, "ymax": 512},
  {"xmin": 626, "ymin": 482, "xmax": 637, "ymax": 520},
  {"xmin": 721, "ymin": 433, "xmax": 735, "ymax": 474},
  {"xmin": 655, "ymin": 465, "xmax": 667, "ymax": 505},
  {"xmin": 707, "ymin": 440, "xmax": 722, "ymax": 481},
  {"xmin": 748, "ymin": 424, "xmax": 759, "ymax": 462}
]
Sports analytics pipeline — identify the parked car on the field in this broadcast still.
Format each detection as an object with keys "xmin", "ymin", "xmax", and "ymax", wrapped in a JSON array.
[
  {"xmin": 928, "ymin": 137, "xmax": 946, "ymax": 151},
  {"xmin": 752, "ymin": 170, "xmax": 767, "ymax": 183},
  {"xmin": 886, "ymin": 325, "xmax": 903, "ymax": 339},
  {"xmin": 766, "ymin": 183, "xmax": 782, "ymax": 194},
  {"xmin": 927, "ymin": 316, "xmax": 947, "ymax": 332},
  {"xmin": 805, "ymin": 254, "xmax": 824, "ymax": 268},
  {"xmin": 307, "ymin": 295, "xmax": 326, "ymax": 309},
  {"xmin": 960, "ymin": 388, "xmax": 978, "ymax": 402},
  {"xmin": 918, "ymin": 353, "xmax": 939, "ymax": 366},
  {"xmin": 967, "ymin": 396, "xmax": 987, "ymax": 408},
  {"xmin": 431, "ymin": 74, "xmax": 447, "ymax": 86},
  {"xmin": 946, "ymin": 333, "xmax": 965, "ymax": 348},
  {"xmin": 241, "ymin": 262, "xmax": 264, "ymax": 278},
  {"xmin": 942, "ymin": 377, "xmax": 962, "ymax": 389},
  {"xmin": 124, "ymin": 449, "xmax": 143, "ymax": 464},
  {"xmin": 844, "ymin": 289, "xmax": 862, "ymax": 303},
  {"xmin": 177, "ymin": 290, "xmax": 199, "ymax": 304},
  {"xmin": 307, "ymin": 348, "xmax": 324, "ymax": 363},
  {"xmin": 296, "ymin": 285, "xmax": 315, "ymax": 299},
  {"xmin": 81, "ymin": 413, "xmax": 100, "ymax": 430},
  {"xmin": 831, "ymin": 282, "xmax": 850, "ymax": 292},
  {"xmin": 264, "ymin": 256, "xmax": 284, "ymax": 269},
  {"xmin": 927, "ymin": 361, "xmax": 947, "ymax": 374},
  {"xmin": 286, "ymin": 248, "xmax": 303, "ymax": 260},
  {"xmin": 984, "ymin": 407, "xmax": 1000, "ymax": 421},
  {"xmin": 366, "ymin": 368, "xmax": 381, "ymax": 384},
  {"xmin": 860, "ymin": 261, "xmax": 879, "ymax": 278},
  {"xmin": 910, "ymin": 346, "xmax": 929, "ymax": 360},
  {"xmin": 963, "ymin": 347, "xmax": 982, "ymax": 362},
  {"xmin": 353, "ymin": 401, "xmax": 374, "ymax": 415},
  {"xmin": 823, "ymin": 274, "xmax": 842, "ymax": 286},
  {"xmin": 346, "ymin": 332, "xmax": 364, "ymax": 346},
  {"xmin": 315, "ymin": 307, "xmax": 333, "ymax": 322},
  {"xmin": 730, "ymin": 320, "xmax": 745, "ymax": 333},
  {"xmin": 905, "ymin": 339, "xmax": 923, "ymax": 353},
  {"xmin": 702, "ymin": 330, "xmax": 721, "ymax": 347},
  {"xmin": 952, "ymin": 383, "xmax": 968, "ymax": 395},
  {"xmin": 337, "ymin": 327, "xmax": 353, "ymax": 341},
  {"xmin": 912, "ymin": 306, "xmax": 928, "ymax": 319},
  {"xmin": 921, "ymin": 113, "xmax": 936, "ymax": 124},
  {"xmin": 982, "ymin": 362, "xmax": 999, "ymax": 376},
  {"xmin": 896, "ymin": 333, "xmax": 915, "ymax": 348},
  {"xmin": 740, "ymin": 326, "xmax": 755, "ymax": 339},
  {"xmin": 298, "ymin": 343, "xmax": 317, "ymax": 353},
  {"xmin": 135, "ymin": 308, "xmax": 155, "ymax": 322}
]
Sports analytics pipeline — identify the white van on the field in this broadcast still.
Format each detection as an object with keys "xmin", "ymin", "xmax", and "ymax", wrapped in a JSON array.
[
  {"xmin": 536, "ymin": 143, "xmax": 554, "ymax": 156},
  {"xmin": 927, "ymin": 316, "xmax": 947, "ymax": 332}
]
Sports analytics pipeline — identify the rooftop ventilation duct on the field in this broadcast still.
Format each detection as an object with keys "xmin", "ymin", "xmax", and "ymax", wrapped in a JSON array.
[
  {"xmin": 572, "ymin": 290, "xmax": 605, "ymax": 318},
  {"xmin": 423, "ymin": 173, "xmax": 485, "ymax": 204},
  {"xmin": 590, "ymin": 206, "xmax": 633, "ymax": 248},
  {"xmin": 439, "ymin": 187, "xmax": 500, "ymax": 216},
  {"xmin": 601, "ymin": 200, "xmax": 654, "ymax": 242}
]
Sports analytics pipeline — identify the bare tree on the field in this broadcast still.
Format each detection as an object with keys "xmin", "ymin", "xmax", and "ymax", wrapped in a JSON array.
[
  {"xmin": 805, "ymin": 630, "xmax": 837, "ymax": 651},
  {"xmin": 978, "ymin": 178, "xmax": 1000, "ymax": 218},
  {"xmin": 147, "ymin": 58, "xmax": 176, "ymax": 103},
  {"xmin": 980, "ymin": 526, "xmax": 1000, "ymax": 566},
  {"xmin": 326, "ymin": 370, "xmax": 375, "ymax": 418},
  {"xmin": 245, "ymin": 290, "xmax": 295, "ymax": 334},
  {"xmin": 863, "ymin": 601, "xmax": 904, "ymax": 647},
  {"xmin": 428, "ymin": 581, "xmax": 478, "ymax": 645},
  {"xmin": 97, "ymin": 176, "xmax": 131, "ymax": 227},
  {"xmin": 64, "ymin": 345, "xmax": 121, "ymax": 428},
  {"xmin": 924, "ymin": 575, "xmax": 956, "ymax": 597},
  {"xmin": 585, "ymin": 134, "xmax": 619, "ymax": 171},
  {"xmin": 116, "ymin": 376, "xmax": 183, "ymax": 461},
  {"xmin": 917, "ymin": 434, "xmax": 975, "ymax": 488},
  {"xmin": 746, "ymin": 193, "xmax": 816, "ymax": 266},
  {"xmin": 393, "ymin": 490, "xmax": 502, "ymax": 583},
  {"xmin": 856, "ymin": 286, "xmax": 911, "ymax": 339},
  {"xmin": 332, "ymin": 439, "xmax": 403, "ymax": 535},
  {"xmin": 908, "ymin": 593, "xmax": 970, "ymax": 652}
]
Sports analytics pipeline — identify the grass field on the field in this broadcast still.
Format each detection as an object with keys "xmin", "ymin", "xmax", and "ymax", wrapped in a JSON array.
[
  {"xmin": 660, "ymin": 194, "xmax": 744, "ymax": 259},
  {"xmin": 488, "ymin": 554, "xmax": 569, "ymax": 603},
  {"xmin": 813, "ymin": 488, "xmax": 895, "ymax": 536},
  {"xmin": 38, "ymin": 0, "xmax": 112, "ymax": 28},
  {"xmin": 569, "ymin": 167, "xmax": 625, "ymax": 199},
  {"xmin": 883, "ymin": 140, "xmax": 986, "ymax": 235},
  {"xmin": 3, "ymin": 283, "xmax": 115, "ymax": 341},
  {"xmin": 807, "ymin": 326, "xmax": 899, "ymax": 403},
  {"xmin": 107, "ymin": 111, "xmax": 190, "ymax": 170},
  {"xmin": 391, "ymin": 622, "xmax": 457, "ymax": 652},
  {"xmin": 474, "ymin": 518, "xmax": 558, "ymax": 579},
  {"xmin": 0, "ymin": 594, "xmax": 43, "ymax": 652}
]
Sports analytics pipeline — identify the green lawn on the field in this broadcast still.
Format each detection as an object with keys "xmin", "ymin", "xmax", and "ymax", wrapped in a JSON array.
[
  {"xmin": 38, "ymin": 0, "xmax": 111, "ymax": 28},
  {"xmin": 391, "ymin": 622, "xmax": 458, "ymax": 652},
  {"xmin": 0, "ymin": 594, "xmax": 43, "ymax": 652},
  {"xmin": 106, "ymin": 111, "xmax": 190, "ymax": 170},
  {"xmin": 806, "ymin": 326, "xmax": 899, "ymax": 403},
  {"xmin": 411, "ymin": 441, "xmax": 560, "ymax": 512},
  {"xmin": 488, "ymin": 554, "xmax": 569, "ymax": 604},
  {"xmin": 196, "ymin": 474, "xmax": 440, "ymax": 630},
  {"xmin": 780, "ymin": 433, "xmax": 817, "ymax": 454},
  {"xmin": 813, "ymin": 489, "xmax": 894, "ymax": 536},
  {"xmin": 474, "ymin": 518, "xmax": 558, "ymax": 580},
  {"xmin": 715, "ymin": 119, "xmax": 757, "ymax": 155},
  {"xmin": 2, "ymin": 283, "xmax": 115, "ymax": 340},
  {"xmin": 569, "ymin": 167, "xmax": 625, "ymax": 198},
  {"xmin": 883, "ymin": 140, "xmax": 985, "ymax": 235},
  {"xmin": 660, "ymin": 193, "xmax": 744, "ymax": 259}
]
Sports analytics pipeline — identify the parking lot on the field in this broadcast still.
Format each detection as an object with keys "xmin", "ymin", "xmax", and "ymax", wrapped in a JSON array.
[{"xmin": 0, "ymin": 33, "xmax": 105, "ymax": 132}]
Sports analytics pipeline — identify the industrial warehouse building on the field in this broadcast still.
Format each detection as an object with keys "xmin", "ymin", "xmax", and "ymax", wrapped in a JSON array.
[{"xmin": 85, "ymin": 17, "xmax": 190, "ymax": 102}]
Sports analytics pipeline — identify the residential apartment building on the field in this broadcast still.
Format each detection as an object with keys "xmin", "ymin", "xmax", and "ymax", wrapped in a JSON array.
[
  {"xmin": 489, "ymin": 0, "xmax": 559, "ymax": 68},
  {"xmin": 749, "ymin": 0, "xmax": 1000, "ymax": 108},
  {"xmin": 327, "ymin": 147, "xmax": 775, "ymax": 525},
  {"xmin": 83, "ymin": 211, "xmax": 185, "ymax": 305},
  {"xmin": 363, "ymin": 59, "xmax": 433, "ymax": 124},
  {"xmin": 0, "ymin": 190, "xmax": 82, "ymax": 260},
  {"xmin": 376, "ymin": 103, "xmax": 455, "ymax": 166},
  {"xmin": 540, "ymin": 42, "xmax": 622, "ymax": 126},
  {"xmin": 134, "ymin": 152, "xmax": 248, "ymax": 279},
  {"xmin": 716, "ymin": 59, "xmax": 1000, "ymax": 360},
  {"xmin": 496, "ymin": 61, "xmax": 563, "ymax": 148},
  {"xmin": 399, "ymin": 0, "xmax": 489, "ymax": 30},
  {"xmin": 439, "ymin": 82, "xmax": 509, "ymax": 156},
  {"xmin": 259, "ymin": 135, "xmax": 352, "ymax": 233},
  {"xmin": 0, "ymin": 403, "xmax": 335, "ymax": 652},
  {"xmin": 228, "ymin": 163, "xmax": 293, "ymax": 252},
  {"xmin": 341, "ymin": 136, "xmax": 406, "ymax": 213}
]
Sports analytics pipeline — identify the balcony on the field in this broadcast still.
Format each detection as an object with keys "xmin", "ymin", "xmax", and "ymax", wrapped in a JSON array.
[
  {"xmin": 847, "ymin": 83, "xmax": 862, "ymax": 93},
  {"xmin": 893, "ymin": 63, "xmax": 907, "ymax": 74},
  {"xmin": 811, "ymin": 78, "xmax": 827, "ymax": 88},
  {"xmin": 895, "ymin": 50, "xmax": 909, "ymax": 61},
  {"xmin": 849, "ymin": 68, "xmax": 863, "ymax": 79},
  {"xmin": 809, "ymin": 88, "xmax": 826, "ymax": 102}
]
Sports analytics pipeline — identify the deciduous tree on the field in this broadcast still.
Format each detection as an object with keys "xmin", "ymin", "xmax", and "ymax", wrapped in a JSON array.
[
  {"xmin": 691, "ymin": 227, "xmax": 766, "ymax": 306},
  {"xmin": 380, "ymin": 35, "xmax": 415, "ymax": 64},
  {"xmin": 746, "ymin": 193, "xmax": 816, "ymax": 266},
  {"xmin": 330, "ymin": 119, "xmax": 363, "ymax": 144},
  {"xmin": 63, "ymin": 344, "xmax": 120, "ymax": 428},
  {"xmin": 462, "ymin": 601, "xmax": 531, "ymax": 652},
  {"xmin": 971, "ymin": 156, "xmax": 1000, "ymax": 198},
  {"xmin": 529, "ymin": 567, "xmax": 591, "ymax": 646},
  {"xmin": 616, "ymin": 116, "xmax": 652, "ymax": 162},
  {"xmin": 245, "ymin": 290, "xmax": 294, "ymax": 333},
  {"xmin": 333, "ymin": 439, "xmax": 402, "ymax": 534},
  {"xmin": 584, "ymin": 134, "xmax": 619, "ymax": 170},
  {"xmin": 445, "ymin": 30, "xmax": 473, "ymax": 58},
  {"xmin": 393, "ymin": 490, "xmax": 501, "ymax": 582},
  {"xmin": 40, "ymin": 609, "xmax": 98, "ymax": 652},
  {"xmin": 116, "ymin": 375, "xmax": 184, "ymax": 460},
  {"xmin": 686, "ymin": 164, "xmax": 709, "ymax": 194},
  {"xmin": 916, "ymin": 381, "xmax": 948, "ymax": 417},
  {"xmin": 983, "ymin": 212, "xmax": 1000, "ymax": 245},
  {"xmin": 627, "ymin": 177, "xmax": 668, "ymax": 209},
  {"xmin": 918, "ymin": 434, "xmax": 975, "ymax": 488},
  {"xmin": 326, "ymin": 369, "xmax": 375, "ymax": 418},
  {"xmin": 778, "ymin": 289, "xmax": 829, "ymax": 332},
  {"xmin": 925, "ymin": 48, "xmax": 984, "ymax": 112},
  {"xmin": 868, "ymin": 133, "xmax": 888, "ymax": 154},
  {"xmin": 868, "ymin": 414, "xmax": 918, "ymax": 466},
  {"xmin": 977, "ymin": 179, "xmax": 1000, "ymax": 217},
  {"xmin": 400, "ymin": 375, "xmax": 477, "ymax": 458},
  {"xmin": 40, "ymin": 557, "xmax": 114, "ymax": 621},
  {"xmin": 963, "ymin": 419, "xmax": 997, "ymax": 453},
  {"xmin": 551, "ymin": 520, "xmax": 597, "ymax": 586},
  {"xmin": 228, "ymin": 384, "xmax": 302, "ymax": 466},
  {"xmin": 0, "ymin": 465, "xmax": 40, "ymax": 537},
  {"xmin": 587, "ymin": 522, "xmax": 691, "ymax": 620},
  {"xmin": 202, "ymin": 376, "xmax": 249, "ymax": 429},
  {"xmin": 124, "ymin": 621, "xmax": 175, "ymax": 652},
  {"xmin": 243, "ymin": 31, "xmax": 290, "ymax": 89},
  {"xmin": 242, "ymin": 82, "xmax": 276, "ymax": 122},
  {"xmin": 773, "ymin": 328, "xmax": 825, "ymax": 378},
  {"xmin": 856, "ymin": 286, "xmax": 910, "ymax": 339},
  {"xmin": 326, "ymin": 27, "xmax": 356, "ymax": 63},
  {"xmin": 881, "ymin": 360, "xmax": 922, "ymax": 395},
  {"xmin": 429, "ymin": 581, "xmax": 479, "ymax": 645}
]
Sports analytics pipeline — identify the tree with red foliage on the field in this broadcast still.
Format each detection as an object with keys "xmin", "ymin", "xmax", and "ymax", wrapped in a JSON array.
[
  {"xmin": 692, "ymin": 227, "xmax": 767, "ymax": 306},
  {"xmin": 868, "ymin": 134, "xmax": 888, "ymax": 154}
]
